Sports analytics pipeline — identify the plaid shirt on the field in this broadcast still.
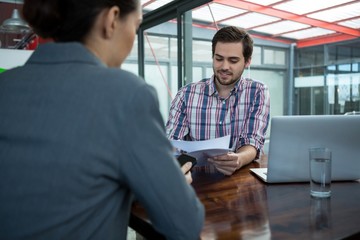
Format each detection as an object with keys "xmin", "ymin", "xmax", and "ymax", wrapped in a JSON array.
[{"xmin": 166, "ymin": 76, "xmax": 270, "ymax": 155}]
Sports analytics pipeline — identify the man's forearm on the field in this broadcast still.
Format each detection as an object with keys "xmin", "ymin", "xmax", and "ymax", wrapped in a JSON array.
[{"xmin": 236, "ymin": 145, "xmax": 257, "ymax": 169}]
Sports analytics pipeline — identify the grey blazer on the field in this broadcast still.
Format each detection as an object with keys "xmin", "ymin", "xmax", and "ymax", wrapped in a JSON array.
[{"xmin": 0, "ymin": 42, "xmax": 204, "ymax": 240}]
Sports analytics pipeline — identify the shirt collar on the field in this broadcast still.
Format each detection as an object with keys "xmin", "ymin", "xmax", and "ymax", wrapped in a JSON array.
[
  {"xmin": 209, "ymin": 75, "xmax": 242, "ymax": 96},
  {"xmin": 209, "ymin": 76, "xmax": 217, "ymax": 96}
]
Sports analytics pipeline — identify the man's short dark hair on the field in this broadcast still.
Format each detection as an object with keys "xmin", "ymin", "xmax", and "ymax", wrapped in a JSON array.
[{"xmin": 212, "ymin": 26, "xmax": 253, "ymax": 63}]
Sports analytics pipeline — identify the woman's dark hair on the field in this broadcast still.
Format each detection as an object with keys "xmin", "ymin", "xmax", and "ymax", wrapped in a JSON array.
[
  {"xmin": 211, "ymin": 26, "xmax": 253, "ymax": 63},
  {"xmin": 22, "ymin": 0, "xmax": 139, "ymax": 42}
]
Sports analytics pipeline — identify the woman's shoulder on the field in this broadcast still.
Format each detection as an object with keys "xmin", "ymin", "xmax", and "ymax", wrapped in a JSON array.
[
  {"xmin": 95, "ymin": 68, "xmax": 156, "ymax": 100},
  {"xmin": 89, "ymin": 67, "xmax": 147, "ymax": 89}
]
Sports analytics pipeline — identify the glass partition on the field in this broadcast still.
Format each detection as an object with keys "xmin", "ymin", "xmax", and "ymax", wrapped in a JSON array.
[{"xmin": 294, "ymin": 40, "xmax": 360, "ymax": 115}]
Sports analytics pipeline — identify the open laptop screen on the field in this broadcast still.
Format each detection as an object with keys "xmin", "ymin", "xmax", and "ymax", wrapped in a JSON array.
[{"xmin": 251, "ymin": 115, "xmax": 360, "ymax": 183}]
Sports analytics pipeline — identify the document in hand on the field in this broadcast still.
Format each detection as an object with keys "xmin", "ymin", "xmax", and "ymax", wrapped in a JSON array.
[{"xmin": 170, "ymin": 135, "xmax": 233, "ymax": 166}]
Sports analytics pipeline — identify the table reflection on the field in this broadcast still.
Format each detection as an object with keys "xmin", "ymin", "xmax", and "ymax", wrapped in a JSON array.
[
  {"xmin": 192, "ymin": 171, "xmax": 270, "ymax": 240},
  {"xmin": 130, "ymin": 160, "xmax": 360, "ymax": 240},
  {"xmin": 310, "ymin": 197, "xmax": 332, "ymax": 239},
  {"xmin": 266, "ymin": 182, "xmax": 360, "ymax": 239}
]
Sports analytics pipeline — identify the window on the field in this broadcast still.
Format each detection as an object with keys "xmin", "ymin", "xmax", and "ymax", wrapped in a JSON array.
[{"xmin": 264, "ymin": 48, "xmax": 285, "ymax": 65}]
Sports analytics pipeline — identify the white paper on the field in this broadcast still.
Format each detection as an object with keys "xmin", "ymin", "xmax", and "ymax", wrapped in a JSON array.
[{"xmin": 170, "ymin": 135, "xmax": 233, "ymax": 166}]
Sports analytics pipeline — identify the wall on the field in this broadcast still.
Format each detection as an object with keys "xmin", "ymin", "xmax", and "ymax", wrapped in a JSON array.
[
  {"xmin": 0, "ymin": 48, "xmax": 33, "ymax": 72},
  {"xmin": 0, "ymin": 2, "xmax": 23, "ymax": 24}
]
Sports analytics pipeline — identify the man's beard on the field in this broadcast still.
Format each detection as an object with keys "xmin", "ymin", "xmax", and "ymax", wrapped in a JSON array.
[{"xmin": 214, "ymin": 70, "xmax": 241, "ymax": 86}]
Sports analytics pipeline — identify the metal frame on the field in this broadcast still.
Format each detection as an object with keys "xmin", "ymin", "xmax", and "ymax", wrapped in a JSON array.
[{"xmin": 138, "ymin": 0, "xmax": 212, "ymax": 84}]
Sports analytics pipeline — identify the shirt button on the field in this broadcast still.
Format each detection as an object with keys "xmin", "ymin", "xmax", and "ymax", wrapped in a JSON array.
[
  {"xmin": 222, "ymin": 101, "xmax": 226, "ymax": 104},
  {"xmin": 219, "ymin": 121, "xmax": 222, "ymax": 125}
]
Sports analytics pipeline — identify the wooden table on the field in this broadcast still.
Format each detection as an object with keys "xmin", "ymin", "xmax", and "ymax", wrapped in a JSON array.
[{"xmin": 130, "ymin": 157, "xmax": 360, "ymax": 239}]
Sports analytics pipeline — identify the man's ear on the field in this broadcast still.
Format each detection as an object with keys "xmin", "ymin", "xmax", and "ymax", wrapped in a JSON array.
[
  {"xmin": 103, "ymin": 6, "xmax": 120, "ymax": 39},
  {"xmin": 245, "ymin": 57, "xmax": 252, "ymax": 68}
]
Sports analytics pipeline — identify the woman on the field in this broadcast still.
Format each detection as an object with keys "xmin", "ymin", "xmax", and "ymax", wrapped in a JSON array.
[{"xmin": 0, "ymin": 0, "xmax": 204, "ymax": 239}]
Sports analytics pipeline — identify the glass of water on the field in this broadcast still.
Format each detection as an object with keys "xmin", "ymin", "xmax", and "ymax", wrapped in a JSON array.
[{"xmin": 309, "ymin": 147, "xmax": 332, "ymax": 198}]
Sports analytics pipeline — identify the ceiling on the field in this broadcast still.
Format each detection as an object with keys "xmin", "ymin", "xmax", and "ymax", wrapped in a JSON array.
[
  {"xmin": 142, "ymin": 0, "xmax": 360, "ymax": 48},
  {"xmin": 0, "ymin": 0, "xmax": 23, "ymax": 3},
  {"xmin": 1, "ymin": 0, "xmax": 359, "ymax": 48}
]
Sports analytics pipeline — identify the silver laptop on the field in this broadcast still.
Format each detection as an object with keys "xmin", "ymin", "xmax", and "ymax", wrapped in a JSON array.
[{"xmin": 250, "ymin": 115, "xmax": 360, "ymax": 183}]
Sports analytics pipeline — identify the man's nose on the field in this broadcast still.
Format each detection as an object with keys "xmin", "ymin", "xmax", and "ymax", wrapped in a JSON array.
[{"xmin": 221, "ymin": 60, "xmax": 230, "ymax": 70}]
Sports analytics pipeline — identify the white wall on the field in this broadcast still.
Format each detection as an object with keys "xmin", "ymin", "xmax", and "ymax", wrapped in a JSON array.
[{"xmin": 0, "ymin": 48, "xmax": 33, "ymax": 70}]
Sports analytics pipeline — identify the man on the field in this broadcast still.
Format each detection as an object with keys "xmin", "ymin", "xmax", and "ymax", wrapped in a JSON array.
[{"xmin": 166, "ymin": 26, "xmax": 270, "ymax": 175}]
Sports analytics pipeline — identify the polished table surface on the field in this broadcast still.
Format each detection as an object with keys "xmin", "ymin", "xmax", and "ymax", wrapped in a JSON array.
[{"xmin": 130, "ymin": 157, "xmax": 360, "ymax": 239}]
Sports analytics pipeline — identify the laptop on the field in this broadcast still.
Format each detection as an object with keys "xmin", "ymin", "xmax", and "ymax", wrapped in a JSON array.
[{"xmin": 250, "ymin": 115, "xmax": 360, "ymax": 183}]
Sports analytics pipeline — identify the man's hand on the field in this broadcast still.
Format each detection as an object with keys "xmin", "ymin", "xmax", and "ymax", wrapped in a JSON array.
[
  {"xmin": 208, "ymin": 145, "xmax": 257, "ymax": 175},
  {"xmin": 181, "ymin": 162, "xmax": 193, "ymax": 184},
  {"xmin": 207, "ymin": 152, "xmax": 240, "ymax": 175}
]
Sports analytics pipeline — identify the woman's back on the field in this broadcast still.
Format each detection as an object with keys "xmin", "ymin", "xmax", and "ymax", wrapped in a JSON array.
[
  {"xmin": 0, "ymin": 42, "xmax": 204, "ymax": 239},
  {"xmin": 0, "ymin": 42, "xmax": 150, "ymax": 239},
  {"xmin": 0, "ymin": 0, "xmax": 204, "ymax": 238}
]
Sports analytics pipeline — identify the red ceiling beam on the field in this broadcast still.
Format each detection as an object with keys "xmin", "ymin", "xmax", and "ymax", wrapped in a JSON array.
[
  {"xmin": 296, "ymin": 34, "xmax": 358, "ymax": 48},
  {"xmin": 142, "ymin": 0, "xmax": 157, "ymax": 8},
  {"xmin": 191, "ymin": 22, "xmax": 294, "ymax": 45},
  {"xmin": 213, "ymin": 0, "xmax": 360, "ymax": 37}
]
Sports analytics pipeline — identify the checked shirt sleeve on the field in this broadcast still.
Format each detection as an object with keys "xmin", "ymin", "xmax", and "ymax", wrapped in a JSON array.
[
  {"xmin": 238, "ymin": 81, "xmax": 270, "ymax": 157},
  {"xmin": 166, "ymin": 87, "xmax": 189, "ymax": 140}
]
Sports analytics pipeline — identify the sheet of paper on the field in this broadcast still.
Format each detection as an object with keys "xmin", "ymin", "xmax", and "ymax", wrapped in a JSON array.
[
  {"xmin": 170, "ymin": 135, "xmax": 231, "ymax": 152},
  {"xmin": 170, "ymin": 135, "xmax": 233, "ymax": 166}
]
